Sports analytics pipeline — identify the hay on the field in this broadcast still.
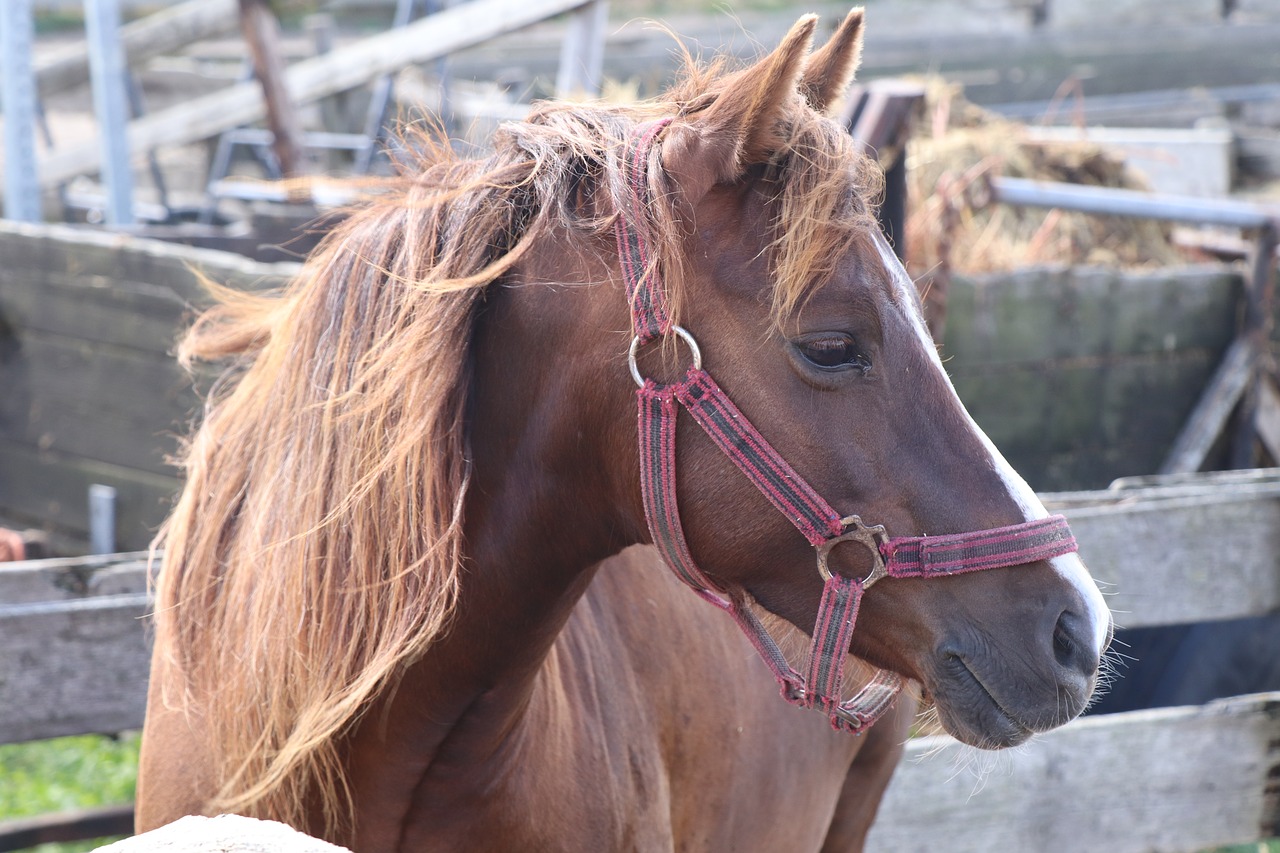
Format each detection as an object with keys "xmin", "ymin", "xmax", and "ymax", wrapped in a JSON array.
[{"xmin": 903, "ymin": 79, "xmax": 1184, "ymax": 279}]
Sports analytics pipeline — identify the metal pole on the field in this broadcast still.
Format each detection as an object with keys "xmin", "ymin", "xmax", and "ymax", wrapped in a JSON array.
[
  {"xmin": 990, "ymin": 176, "xmax": 1274, "ymax": 230},
  {"xmin": 88, "ymin": 484, "xmax": 117, "ymax": 555},
  {"xmin": 1, "ymin": 0, "xmax": 42, "ymax": 222},
  {"xmin": 84, "ymin": 0, "xmax": 135, "ymax": 225}
]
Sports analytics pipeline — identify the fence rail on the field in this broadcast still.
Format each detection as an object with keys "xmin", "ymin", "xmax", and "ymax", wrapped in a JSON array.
[{"xmin": 2, "ymin": 471, "xmax": 1280, "ymax": 850}]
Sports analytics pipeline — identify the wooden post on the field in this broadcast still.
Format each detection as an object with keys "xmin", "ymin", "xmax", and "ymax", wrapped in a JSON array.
[
  {"xmin": 1229, "ymin": 222, "xmax": 1279, "ymax": 468},
  {"xmin": 238, "ymin": 0, "xmax": 307, "ymax": 178}
]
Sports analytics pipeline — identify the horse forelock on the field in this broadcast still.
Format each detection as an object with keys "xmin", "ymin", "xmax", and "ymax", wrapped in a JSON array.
[{"xmin": 154, "ymin": 44, "xmax": 881, "ymax": 837}]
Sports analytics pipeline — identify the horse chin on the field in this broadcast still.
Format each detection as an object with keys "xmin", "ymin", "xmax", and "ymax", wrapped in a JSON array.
[{"xmin": 923, "ymin": 656, "xmax": 1041, "ymax": 750}]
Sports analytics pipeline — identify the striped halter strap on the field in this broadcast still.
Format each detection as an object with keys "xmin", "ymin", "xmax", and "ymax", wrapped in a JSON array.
[{"xmin": 615, "ymin": 119, "xmax": 1079, "ymax": 732}]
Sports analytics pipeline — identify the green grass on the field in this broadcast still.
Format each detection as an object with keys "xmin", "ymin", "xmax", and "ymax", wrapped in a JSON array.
[{"xmin": 0, "ymin": 733, "xmax": 140, "ymax": 853}]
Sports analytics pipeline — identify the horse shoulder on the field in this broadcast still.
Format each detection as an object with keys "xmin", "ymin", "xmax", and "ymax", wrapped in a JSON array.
[{"xmin": 536, "ymin": 546, "xmax": 871, "ymax": 851}]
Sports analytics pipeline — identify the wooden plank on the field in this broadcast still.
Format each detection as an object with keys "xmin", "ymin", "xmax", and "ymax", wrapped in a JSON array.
[
  {"xmin": 0, "ymin": 439, "xmax": 177, "ymax": 552},
  {"xmin": 0, "ymin": 330, "xmax": 200, "ymax": 473},
  {"xmin": 0, "ymin": 221, "xmax": 300, "ymax": 300},
  {"xmin": 944, "ymin": 267, "xmax": 1240, "ymax": 367},
  {"xmin": 1056, "ymin": 486, "xmax": 1280, "ymax": 628},
  {"xmin": 1, "ymin": 270, "xmax": 197, "ymax": 356},
  {"xmin": 34, "ymin": 0, "xmax": 237, "ymax": 99},
  {"xmin": 0, "ymin": 593, "xmax": 151, "ymax": 744},
  {"xmin": 35, "ymin": 0, "xmax": 595, "ymax": 188},
  {"xmin": 1160, "ymin": 337, "xmax": 1257, "ymax": 474},
  {"xmin": 955, "ymin": 351, "xmax": 1220, "ymax": 490},
  {"xmin": 0, "ymin": 553, "xmax": 148, "ymax": 605},
  {"xmin": 868, "ymin": 693, "xmax": 1280, "ymax": 853},
  {"xmin": 0, "ymin": 804, "xmax": 134, "ymax": 852}
]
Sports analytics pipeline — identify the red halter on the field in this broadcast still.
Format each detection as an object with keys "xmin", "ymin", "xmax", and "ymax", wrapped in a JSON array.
[{"xmin": 616, "ymin": 120, "xmax": 1078, "ymax": 732}]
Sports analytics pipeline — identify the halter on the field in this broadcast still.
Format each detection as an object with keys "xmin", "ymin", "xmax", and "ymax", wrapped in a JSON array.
[{"xmin": 615, "ymin": 119, "xmax": 1078, "ymax": 732}]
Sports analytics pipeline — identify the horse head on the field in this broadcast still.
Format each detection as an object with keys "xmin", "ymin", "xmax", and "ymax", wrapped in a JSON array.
[{"xmin": 509, "ymin": 11, "xmax": 1113, "ymax": 748}]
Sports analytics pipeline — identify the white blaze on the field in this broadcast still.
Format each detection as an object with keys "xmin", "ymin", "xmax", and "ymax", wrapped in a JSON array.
[{"xmin": 873, "ymin": 235, "xmax": 1112, "ymax": 653}]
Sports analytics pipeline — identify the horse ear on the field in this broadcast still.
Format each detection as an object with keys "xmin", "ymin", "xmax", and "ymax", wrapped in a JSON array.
[
  {"xmin": 800, "ymin": 8, "xmax": 864, "ymax": 115},
  {"xmin": 660, "ymin": 15, "xmax": 817, "ymax": 198}
]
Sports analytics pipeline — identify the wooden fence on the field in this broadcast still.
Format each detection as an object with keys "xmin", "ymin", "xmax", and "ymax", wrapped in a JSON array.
[
  {"xmin": 2, "ymin": 220, "xmax": 1265, "ymax": 550},
  {"xmin": 0, "ymin": 221, "xmax": 299, "ymax": 552},
  {"xmin": 1, "ymin": 470, "xmax": 1278, "ymax": 851}
]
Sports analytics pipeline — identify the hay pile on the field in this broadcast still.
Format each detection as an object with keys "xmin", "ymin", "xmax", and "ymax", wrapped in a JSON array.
[{"xmin": 903, "ymin": 80, "xmax": 1184, "ymax": 279}]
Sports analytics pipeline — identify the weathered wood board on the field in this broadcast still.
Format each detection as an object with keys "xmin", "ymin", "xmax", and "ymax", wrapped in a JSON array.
[
  {"xmin": 0, "ymin": 593, "xmax": 150, "ymax": 745},
  {"xmin": 0, "ymin": 552, "xmax": 148, "ymax": 605},
  {"xmin": 1047, "ymin": 471, "xmax": 1280, "ymax": 628},
  {"xmin": 868, "ymin": 692, "xmax": 1280, "ymax": 853},
  {"xmin": 944, "ymin": 265, "xmax": 1245, "ymax": 490},
  {"xmin": 0, "ymin": 221, "xmax": 298, "ymax": 549}
]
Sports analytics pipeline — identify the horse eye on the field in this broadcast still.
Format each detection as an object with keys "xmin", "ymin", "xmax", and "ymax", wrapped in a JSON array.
[{"xmin": 796, "ymin": 336, "xmax": 871, "ymax": 373}]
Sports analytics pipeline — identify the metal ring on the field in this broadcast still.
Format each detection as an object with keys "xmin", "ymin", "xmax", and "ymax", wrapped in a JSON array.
[
  {"xmin": 628, "ymin": 325, "xmax": 703, "ymax": 388},
  {"xmin": 816, "ymin": 515, "xmax": 889, "ymax": 587}
]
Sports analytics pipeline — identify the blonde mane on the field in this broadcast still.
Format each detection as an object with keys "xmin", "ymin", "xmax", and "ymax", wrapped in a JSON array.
[{"xmin": 154, "ymin": 56, "xmax": 882, "ymax": 837}]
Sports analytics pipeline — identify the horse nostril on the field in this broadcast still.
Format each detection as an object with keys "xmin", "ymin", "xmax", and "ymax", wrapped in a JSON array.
[
  {"xmin": 1053, "ymin": 610, "xmax": 1097, "ymax": 677},
  {"xmin": 1052, "ymin": 620, "xmax": 1075, "ymax": 667}
]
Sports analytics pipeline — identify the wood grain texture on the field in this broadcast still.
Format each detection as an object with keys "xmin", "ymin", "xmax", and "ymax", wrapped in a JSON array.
[
  {"xmin": 0, "ymin": 593, "xmax": 150, "ymax": 744},
  {"xmin": 868, "ymin": 693, "xmax": 1280, "ymax": 853}
]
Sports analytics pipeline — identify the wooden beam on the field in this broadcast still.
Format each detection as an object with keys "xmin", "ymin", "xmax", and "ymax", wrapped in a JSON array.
[
  {"xmin": 0, "ymin": 804, "xmax": 134, "ymax": 852},
  {"xmin": 0, "ymin": 553, "xmax": 148, "ymax": 604},
  {"xmin": 34, "ymin": 0, "xmax": 238, "ymax": 99},
  {"xmin": 238, "ymin": 0, "xmax": 307, "ymax": 178},
  {"xmin": 1049, "ymin": 481, "xmax": 1280, "ymax": 628},
  {"xmin": 868, "ymin": 692, "xmax": 1280, "ymax": 853},
  {"xmin": 34, "ymin": 0, "xmax": 594, "ymax": 188},
  {"xmin": 0, "ymin": 593, "xmax": 151, "ymax": 744},
  {"xmin": 1159, "ymin": 336, "xmax": 1257, "ymax": 474}
]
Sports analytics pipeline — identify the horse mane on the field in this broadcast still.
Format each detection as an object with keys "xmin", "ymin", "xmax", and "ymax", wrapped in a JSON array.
[{"xmin": 153, "ymin": 51, "xmax": 882, "ymax": 837}]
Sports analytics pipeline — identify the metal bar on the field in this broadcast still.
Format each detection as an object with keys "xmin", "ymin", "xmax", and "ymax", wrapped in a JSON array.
[
  {"xmin": 84, "ymin": 0, "xmax": 136, "ymax": 225},
  {"xmin": 88, "ymin": 484, "xmax": 118, "ymax": 556},
  {"xmin": 990, "ymin": 176, "xmax": 1277, "ymax": 230},
  {"xmin": 225, "ymin": 128, "xmax": 373, "ymax": 150},
  {"xmin": 1, "ymin": 0, "xmax": 42, "ymax": 222},
  {"xmin": 124, "ymin": 70, "xmax": 170, "ymax": 213},
  {"xmin": 355, "ymin": 0, "xmax": 419, "ymax": 174}
]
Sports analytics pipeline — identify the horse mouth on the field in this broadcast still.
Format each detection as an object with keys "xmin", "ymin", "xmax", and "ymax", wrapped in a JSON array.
[{"xmin": 928, "ymin": 655, "xmax": 1036, "ymax": 749}]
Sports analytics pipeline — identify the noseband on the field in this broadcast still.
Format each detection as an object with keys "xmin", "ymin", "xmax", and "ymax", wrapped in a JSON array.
[{"xmin": 615, "ymin": 120, "xmax": 1078, "ymax": 732}]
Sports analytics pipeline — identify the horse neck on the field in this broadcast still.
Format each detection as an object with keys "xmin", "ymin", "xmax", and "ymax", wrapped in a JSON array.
[{"xmin": 344, "ymin": 245, "xmax": 642, "ymax": 821}]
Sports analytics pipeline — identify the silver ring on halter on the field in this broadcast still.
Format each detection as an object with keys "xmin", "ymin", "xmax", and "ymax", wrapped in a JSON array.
[
  {"xmin": 817, "ymin": 515, "xmax": 890, "ymax": 588},
  {"xmin": 628, "ymin": 325, "xmax": 703, "ymax": 388}
]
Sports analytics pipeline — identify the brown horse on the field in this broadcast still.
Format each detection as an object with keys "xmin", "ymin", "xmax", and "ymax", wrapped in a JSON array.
[{"xmin": 137, "ymin": 11, "xmax": 1111, "ymax": 851}]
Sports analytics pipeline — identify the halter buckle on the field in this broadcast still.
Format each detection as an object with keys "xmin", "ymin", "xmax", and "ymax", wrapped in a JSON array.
[
  {"xmin": 817, "ymin": 515, "xmax": 889, "ymax": 587},
  {"xmin": 628, "ymin": 325, "xmax": 702, "ymax": 388}
]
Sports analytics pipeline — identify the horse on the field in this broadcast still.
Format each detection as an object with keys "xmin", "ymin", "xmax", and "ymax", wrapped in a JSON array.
[{"xmin": 136, "ymin": 11, "xmax": 1112, "ymax": 851}]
